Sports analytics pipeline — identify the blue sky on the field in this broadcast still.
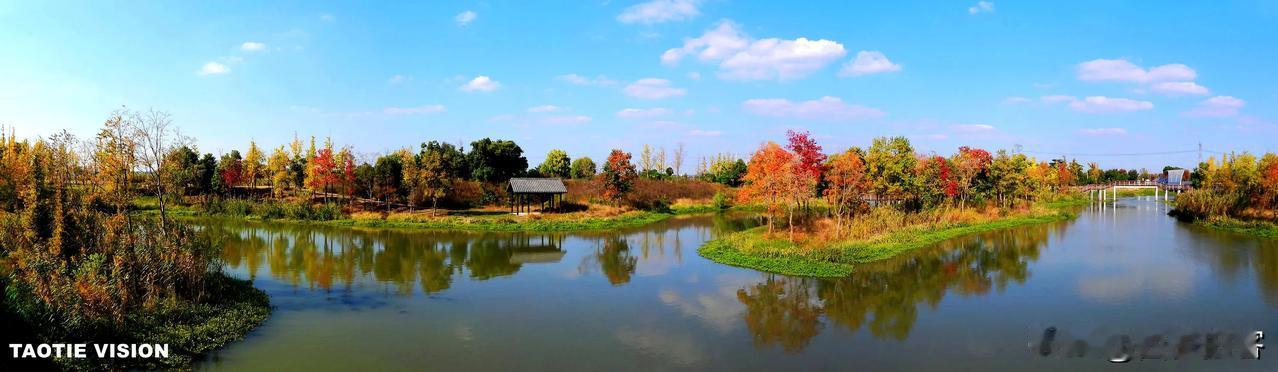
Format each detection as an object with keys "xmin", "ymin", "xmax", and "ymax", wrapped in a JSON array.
[{"xmin": 2, "ymin": 0, "xmax": 1276, "ymax": 170}]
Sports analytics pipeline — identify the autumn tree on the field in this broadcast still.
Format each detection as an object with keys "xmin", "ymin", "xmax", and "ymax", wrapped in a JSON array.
[
  {"xmin": 243, "ymin": 140, "xmax": 264, "ymax": 189},
  {"xmin": 571, "ymin": 157, "xmax": 597, "ymax": 179},
  {"xmin": 824, "ymin": 148, "xmax": 870, "ymax": 237},
  {"xmin": 672, "ymin": 142, "xmax": 685, "ymax": 177},
  {"xmin": 267, "ymin": 145, "xmax": 291, "ymax": 198},
  {"xmin": 418, "ymin": 149, "xmax": 451, "ymax": 214},
  {"xmin": 601, "ymin": 149, "xmax": 637, "ymax": 206},
  {"xmin": 739, "ymin": 142, "xmax": 799, "ymax": 238},
  {"xmin": 537, "ymin": 149, "xmax": 571, "ymax": 178},
  {"xmin": 951, "ymin": 146, "xmax": 991, "ymax": 208},
  {"xmin": 308, "ymin": 146, "xmax": 337, "ymax": 202}
]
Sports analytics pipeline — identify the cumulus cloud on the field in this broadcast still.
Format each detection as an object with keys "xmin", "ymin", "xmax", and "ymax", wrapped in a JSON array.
[
  {"xmin": 617, "ymin": 107, "xmax": 673, "ymax": 119},
  {"xmin": 1040, "ymin": 95, "xmax": 1153, "ymax": 113},
  {"xmin": 384, "ymin": 104, "xmax": 446, "ymax": 115},
  {"xmin": 459, "ymin": 76, "xmax": 500, "ymax": 92},
  {"xmin": 240, "ymin": 42, "xmax": 267, "ymax": 51},
  {"xmin": 624, "ymin": 78, "xmax": 686, "ymax": 99},
  {"xmin": 688, "ymin": 129, "xmax": 722, "ymax": 136},
  {"xmin": 528, "ymin": 105, "xmax": 561, "ymax": 113},
  {"xmin": 617, "ymin": 0, "xmax": 700, "ymax": 24},
  {"xmin": 1079, "ymin": 128, "xmax": 1127, "ymax": 136},
  {"xmin": 198, "ymin": 62, "xmax": 231, "ymax": 75},
  {"xmin": 539, "ymin": 115, "xmax": 592, "ymax": 125},
  {"xmin": 661, "ymin": 20, "xmax": 846, "ymax": 81},
  {"xmin": 968, "ymin": 1, "xmax": 994, "ymax": 14},
  {"xmin": 556, "ymin": 74, "xmax": 618, "ymax": 86},
  {"xmin": 1070, "ymin": 96, "xmax": 1154, "ymax": 113},
  {"xmin": 1183, "ymin": 95, "xmax": 1244, "ymax": 117},
  {"xmin": 455, "ymin": 10, "xmax": 477, "ymax": 26},
  {"xmin": 1150, "ymin": 81, "xmax": 1209, "ymax": 96},
  {"xmin": 839, "ymin": 50, "xmax": 901, "ymax": 77},
  {"xmin": 741, "ymin": 96, "xmax": 884, "ymax": 121},
  {"xmin": 1076, "ymin": 59, "xmax": 1196, "ymax": 84}
]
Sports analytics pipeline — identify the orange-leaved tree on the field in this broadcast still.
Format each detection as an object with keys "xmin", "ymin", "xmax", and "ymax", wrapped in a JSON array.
[
  {"xmin": 824, "ymin": 148, "xmax": 870, "ymax": 238},
  {"xmin": 601, "ymin": 149, "xmax": 637, "ymax": 206},
  {"xmin": 739, "ymin": 142, "xmax": 800, "ymax": 239}
]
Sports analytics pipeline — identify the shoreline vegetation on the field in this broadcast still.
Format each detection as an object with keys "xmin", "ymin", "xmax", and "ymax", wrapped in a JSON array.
[
  {"xmin": 699, "ymin": 200, "xmax": 1081, "ymax": 277},
  {"xmin": 139, "ymin": 196, "xmax": 758, "ymax": 232},
  {"xmin": 1168, "ymin": 152, "xmax": 1278, "ymax": 238},
  {"xmin": 0, "ymin": 114, "xmax": 270, "ymax": 370}
]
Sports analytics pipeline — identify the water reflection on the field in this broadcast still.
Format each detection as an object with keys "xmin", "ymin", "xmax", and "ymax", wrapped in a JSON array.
[
  {"xmin": 736, "ymin": 221, "xmax": 1064, "ymax": 351},
  {"xmin": 1183, "ymin": 226, "xmax": 1278, "ymax": 307},
  {"xmin": 206, "ymin": 214, "xmax": 754, "ymax": 296}
]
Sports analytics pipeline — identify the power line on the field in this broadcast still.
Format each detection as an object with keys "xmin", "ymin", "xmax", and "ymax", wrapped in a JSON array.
[{"xmin": 1020, "ymin": 149, "xmax": 1200, "ymax": 157}]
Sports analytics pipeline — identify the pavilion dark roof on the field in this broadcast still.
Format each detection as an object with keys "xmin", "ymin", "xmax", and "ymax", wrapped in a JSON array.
[{"xmin": 508, "ymin": 178, "xmax": 568, "ymax": 194}]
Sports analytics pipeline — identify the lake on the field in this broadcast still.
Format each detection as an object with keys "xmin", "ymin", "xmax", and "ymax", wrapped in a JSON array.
[{"xmin": 197, "ymin": 198, "xmax": 1278, "ymax": 371}]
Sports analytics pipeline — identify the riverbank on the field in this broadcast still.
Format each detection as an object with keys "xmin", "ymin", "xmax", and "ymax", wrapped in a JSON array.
[
  {"xmin": 1192, "ymin": 216, "xmax": 1278, "ymax": 239},
  {"xmin": 2, "ymin": 273, "xmax": 270, "ymax": 370},
  {"xmin": 699, "ymin": 202, "xmax": 1080, "ymax": 278},
  {"xmin": 141, "ymin": 195, "xmax": 757, "ymax": 232}
]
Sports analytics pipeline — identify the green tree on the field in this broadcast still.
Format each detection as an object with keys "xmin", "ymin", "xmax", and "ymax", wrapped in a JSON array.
[
  {"xmin": 467, "ymin": 138, "xmax": 527, "ymax": 183},
  {"xmin": 538, "ymin": 149, "xmax": 572, "ymax": 178},
  {"xmin": 571, "ymin": 156, "xmax": 597, "ymax": 179},
  {"xmin": 865, "ymin": 136, "xmax": 917, "ymax": 203}
]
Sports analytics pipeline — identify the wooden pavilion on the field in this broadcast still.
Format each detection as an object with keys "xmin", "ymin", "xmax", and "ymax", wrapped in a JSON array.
[{"xmin": 508, "ymin": 178, "xmax": 568, "ymax": 215}]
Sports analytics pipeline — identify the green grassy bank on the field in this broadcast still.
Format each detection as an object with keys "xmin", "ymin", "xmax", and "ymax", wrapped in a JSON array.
[{"xmin": 698, "ymin": 205, "xmax": 1078, "ymax": 278}]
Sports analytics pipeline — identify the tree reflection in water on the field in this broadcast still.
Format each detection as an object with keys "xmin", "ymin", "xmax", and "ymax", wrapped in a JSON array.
[
  {"xmin": 204, "ymin": 221, "xmax": 569, "ymax": 296},
  {"xmin": 1182, "ymin": 227, "xmax": 1278, "ymax": 307},
  {"xmin": 735, "ymin": 221, "xmax": 1064, "ymax": 352}
]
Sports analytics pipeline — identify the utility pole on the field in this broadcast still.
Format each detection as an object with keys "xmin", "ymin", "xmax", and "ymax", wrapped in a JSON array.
[{"xmin": 1198, "ymin": 142, "xmax": 1202, "ymax": 163}]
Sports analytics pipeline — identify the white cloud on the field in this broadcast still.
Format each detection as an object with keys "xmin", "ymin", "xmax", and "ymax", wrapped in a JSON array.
[
  {"xmin": 1002, "ymin": 96, "xmax": 1032, "ymax": 105},
  {"xmin": 686, "ymin": 71, "xmax": 701, "ymax": 80},
  {"xmin": 1183, "ymin": 95, "xmax": 1244, "ymax": 117},
  {"xmin": 1150, "ymin": 81, "xmax": 1209, "ymax": 96},
  {"xmin": 618, "ymin": 0, "xmax": 700, "ymax": 24},
  {"xmin": 662, "ymin": 20, "xmax": 845, "ymax": 81},
  {"xmin": 839, "ymin": 50, "xmax": 902, "ymax": 77},
  {"xmin": 459, "ymin": 76, "xmax": 500, "ymax": 92},
  {"xmin": 240, "ymin": 42, "xmax": 267, "ymax": 52},
  {"xmin": 688, "ymin": 129, "xmax": 722, "ymax": 136},
  {"xmin": 741, "ymin": 96, "xmax": 885, "ymax": 121},
  {"xmin": 539, "ymin": 115, "xmax": 592, "ymax": 125},
  {"xmin": 198, "ymin": 62, "xmax": 231, "ymax": 75},
  {"xmin": 455, "ymin": 11, "xmax": 477, "ymax": 26},
  {"xmin": 1064, "ymin": 96, "xmax": 1154, "ymax": 113},
  {"xmin": 528, "ymin": 105, "xmax": 561, "ymax": 113},
  {"xmin": 1076, "ymin": 58, "xmax": 1196, "ymax": 84},
  {"xmin": 388, "ymin": 75, "xmax": 409, "ymax": 84},
  {"xmin": 556, "ymin": 74, "xmax": 618, "ymax": 86},
  {"xmin": 1079, "ymin": 128, "xmax": 1128, "ymax": 136},
  {"xmin": 661, "ymin": 21, "xmax": 749, "ymax": 65},
  {"xmin": 384, "ymin": 104, "xmax": 446, "ymax": 115},
  {"xmin": 968, "ymin": 1, "xmax": 994, "ymax": 14},
  {"xmin": 953, "ymin": 124, "xmax": 996, "ymax": 132},
  {"xmin": 617, "ymin": 107, "xmax": 673, "ymax": 119},
  {"xmin": 624, "ymin": 78, "xmax": 686, "ymax": 99}
]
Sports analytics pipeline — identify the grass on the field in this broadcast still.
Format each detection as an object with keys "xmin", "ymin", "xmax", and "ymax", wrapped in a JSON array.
[
  {"xmin": 326, "ymin": 210, "xmax": 677, "ymax": 232},
  {"xmin": 697, "ymin": 202, "xmax": 1079, "ymax": 278},
  {"xmin": 1196, "ymin": 216, "xmax": 1278, "ymax": 239}
]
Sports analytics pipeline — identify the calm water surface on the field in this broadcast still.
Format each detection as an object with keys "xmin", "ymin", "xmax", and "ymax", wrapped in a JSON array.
[{"xmin": 197, "ymin": 198, "xmax": 1278, "ymax": 371}]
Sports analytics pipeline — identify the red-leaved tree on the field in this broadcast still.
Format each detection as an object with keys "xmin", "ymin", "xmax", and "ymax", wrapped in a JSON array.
[{"xmin": 601, "ymin": 149, "xmax": 637, "ymax": 206}]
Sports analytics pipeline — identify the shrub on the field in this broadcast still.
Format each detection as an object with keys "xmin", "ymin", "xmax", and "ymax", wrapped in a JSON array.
[
  {"xmin": 713, "ymin": 191, "xmax": 732, "ymax": 210},
  {"xmin": 1172, "ymin": 189, "xmax": 1245, "ymax": 220}
]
